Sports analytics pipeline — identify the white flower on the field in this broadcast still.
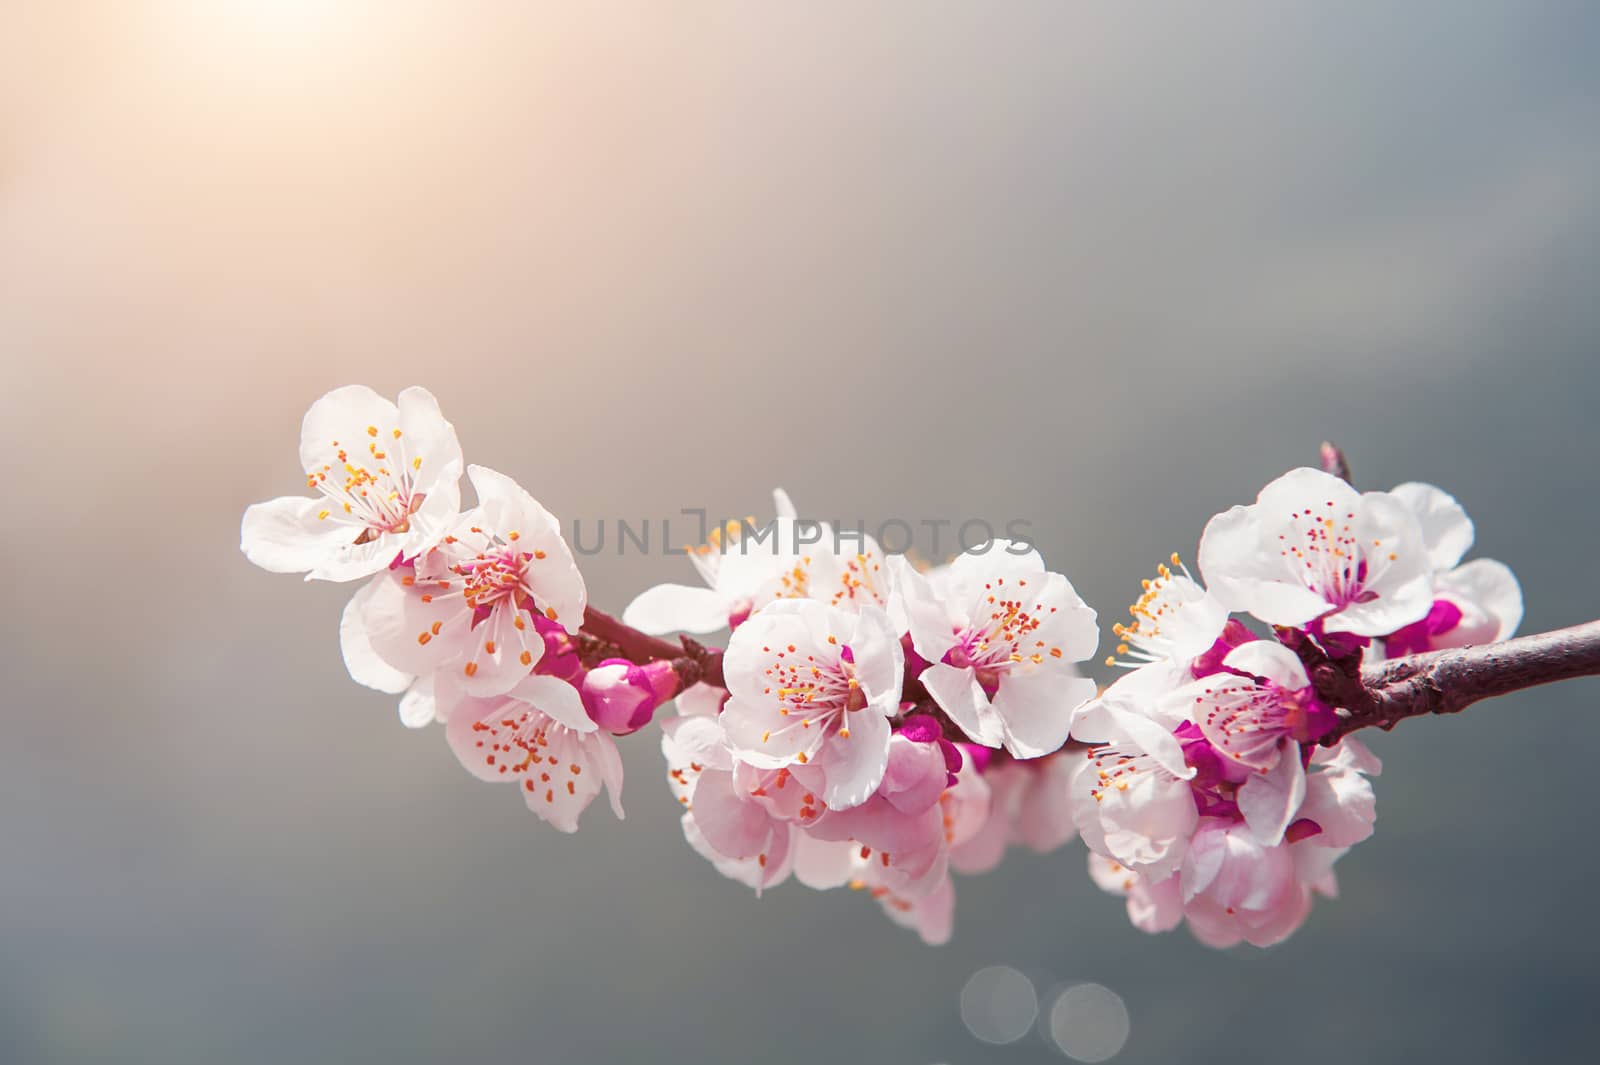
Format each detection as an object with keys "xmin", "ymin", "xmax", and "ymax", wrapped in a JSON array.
[
  {"xmin": 1095, "ymin": 554, "xmax": 1231, "ymax": 719},
  {"xmin": 892, "ymin": 542, "xmax": 1099, "ymax": 757},
  {"xmin": 241, "ymin": 386, "xmax": 463, "ymax": 581},
  {"xmin": 349, "ymin": 464, "xmax": 587, "ymax": 698},
  {"xmin": 1198, "ymin": 467, "xmax": 1433, "ymax": 636},
  {"xmin": 719, "ymin": 599, "xmax": 904, "ymax": 809},
  {"xmin": 622, "ymin": 490, "xmax": 891, "ymax": 634},
  {"xmin": 1105, "ymin": 555, "xmax": 1230, "ymax": 673},
  {"xmin": 1382, "ymin": 482, "xmax": 1522, "ymax": 654},
  {"xmin": 1070, "ymin": 699, "xmax": 1199, "ymax": 881},
  {"xmin": 443, "ymin": 673, "xmax": 624, "ymax": 833}
]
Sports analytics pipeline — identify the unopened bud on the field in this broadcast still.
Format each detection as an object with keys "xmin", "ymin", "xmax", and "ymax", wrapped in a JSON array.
[{"xmin": 581, "ymin": 658, "xmax": 680, "ymax": 735}]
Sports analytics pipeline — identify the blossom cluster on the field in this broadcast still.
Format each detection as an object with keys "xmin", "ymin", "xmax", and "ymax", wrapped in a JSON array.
[
  {"xmin": 639, "ymin": 500, "xmax": 1098, "ymax": 943},
  {"xmin": 243, "ymin": 387, "xmax": 1522, "ymax": 948},
  {"xmin": 1071, "ymin": 467, "xmax": 1520, "ymax": 946},
  {"xmin": 242, "ymin": 386, "xmax": 631, "ymax": 832}
]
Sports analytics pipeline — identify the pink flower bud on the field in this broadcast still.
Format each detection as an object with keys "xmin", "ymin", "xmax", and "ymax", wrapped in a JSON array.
[{"xmin": 581, "ymin": 658, "xmax": 680, "ymax": 735}]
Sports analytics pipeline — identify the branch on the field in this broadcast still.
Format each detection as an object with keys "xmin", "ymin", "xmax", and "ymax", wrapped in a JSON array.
[
  {"xmin": 580, "ymin": 606, "xmax": 726, "ymax": 689},
  {"xmin": 1312, "ymin": 620, "xmax": 1600, "ymax": 743}
]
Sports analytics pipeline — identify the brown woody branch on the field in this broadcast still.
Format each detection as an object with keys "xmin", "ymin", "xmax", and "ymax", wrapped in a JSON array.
[
  {"xmin": 580, "ymin": 606, "xmax": 725, "ymax": 689},
  {"xmin": 1301, "ymin": 620, "xmax": 1600, "ymax": 744}
]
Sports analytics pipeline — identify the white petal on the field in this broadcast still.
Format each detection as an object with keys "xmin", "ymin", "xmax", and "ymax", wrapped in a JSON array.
[
  {"xmin": 816, "ymin": 707, "xmax": 891, "ymax": 810},
  {"xmin": 622, "ymin": 583, "xmax": 730, "ymax": 635},
  {"xmin": 1311, "ymin": 736, "xmax": 1383, "ymax": 776},
  {"xmin": 240, "ymin": 495, "xmax": 361, "ymax": 577},
  {"xmin": 887, "ymin": 555, "xmax": 960, "ymax": 663},
  {"xmin": 1297, "ymin": 765, "xmax": 1375, "ymax": 848},
  {"xmin": 771, "ymin": 487, "xmax": 797, "ymax": 520},
  {"xmin": 672, "ymin": 682, "xmax": 728, "ymax": 719},
  {"xmin": 359, "ymin": 569, "xmax": 473, "ymax": 677},
  {"xmin": 339, "ymin": 577, "xmax": 415, "ymax": 694},
  {"xmin": 920, "ymin": 662, "xmax": 1002, "ymax": 747},
  {"xmin": 395, "ymin": 386, "xmax": 464, "ymax": 491},
  {"xmin": 1438, "ymin": 558, "xmax": 1523, "ymax": 642},
  {"xmin": 507, "ymin": 673, "xmax": 595, "ymax": 733},
  {"xmin": 843, "ymin": 605, "xmax": 905, "ymax": 709},
  {"xmin": 1237, "ymin": 742, "xmax": 1307, "ymax": 846},
  {"xmin": 991, "ymin": 669, "xmax": 1095, "ymax": 759},
  {"xmin": 1390, "ymin": 481, "xmax": 1474, "ymax": 571},
  {"xmin": 1198, "ymin": 503, "xmax": 1330, "ymax": 627},
  {"xmin": 397, "ymin": 677, "xmax": 437, "ymax": 729},
  {"xmin": 1221, "ymin": 640, "xmax": 1310, "ymax": 690},
  {"xmin": 298, "ymin": 385, "xmax": 397, "ymax": 472}
]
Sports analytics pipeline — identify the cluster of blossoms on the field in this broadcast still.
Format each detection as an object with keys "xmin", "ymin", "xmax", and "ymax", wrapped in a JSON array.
[
  {"xmin": 639, "ymin": 502, "xmax": 1098, "ymax": 943},
  {"xmin": 1072, "ymin": 467, "xmax": 1519, "ymax": 946},
  {"xmin": 244, "ymin": 388, "xmax": 1522, "ymax": 948}
]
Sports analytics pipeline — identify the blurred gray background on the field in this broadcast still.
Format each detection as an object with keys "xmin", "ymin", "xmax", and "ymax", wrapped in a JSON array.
[{"xmin": 3, "ymin": 2, "xmax": 1599, "ymax": 1062}]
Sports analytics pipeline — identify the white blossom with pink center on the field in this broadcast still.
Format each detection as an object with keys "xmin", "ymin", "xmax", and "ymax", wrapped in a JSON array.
[
  {"xmin": 443, "ymin": 673, "xmax": 624, "ymax": 833},
  {"xmin": 1070, "ymin": 697, "xmax": 1199, "ymax": 881},
  {"xmin": 350, "ymin": 464, "xmax": 586, "ymax": 698},
  {"xmin": 892, "ymin": 542, "xmax": 1099, "ymax": 757},
  {"xmin": 1198, "ymin": 467, "xmax": 1433, "ymax": 637},
  {"xmin": 719, "ymin": 599, "xmax": 904, "ymax": 810},
  {"xmin": 241, "ymin": 385, "xmax": 464, "ymax": 582}
]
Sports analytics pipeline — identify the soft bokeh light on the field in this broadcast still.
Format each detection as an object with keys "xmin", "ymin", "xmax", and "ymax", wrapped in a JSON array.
[
  {"xmin": 959, "ymin": 965, "xmax": 1038, "ymax": 1045},
  {"xmin": 1048, "ymin": 983, "xmax": 1131, "ymax": 1063}
]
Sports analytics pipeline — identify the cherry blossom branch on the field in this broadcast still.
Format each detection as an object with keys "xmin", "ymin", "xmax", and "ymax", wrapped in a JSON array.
[{"xmin": 1291, "ymin": 620, "xmax": 1600, "ymax": 743}]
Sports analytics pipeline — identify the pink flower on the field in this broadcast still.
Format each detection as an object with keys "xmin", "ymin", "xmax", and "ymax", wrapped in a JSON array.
[
  {"xmin": 891, "ymin": 542, "xmax": 1099, "ymax": 757},
  {"xmin": 443, "ymin": 673, "xmax": 624, "ymax": 833},
  {"xmin": 349, "ymin": 465, "xmax": 587, "ymax": 699},
  {"xmin": 661, "ymin": 713, "xmax": 794, "ymax": 893},
  {"xmin": 1179, "ymin": 819, "xmax": 1308, "ymax": 948}
]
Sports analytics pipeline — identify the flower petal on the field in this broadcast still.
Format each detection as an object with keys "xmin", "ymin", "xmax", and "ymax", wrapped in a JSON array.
[
  {"xmin": 920, "ymin": 663, "xmax": 1003, "ymax": 747},
  {"xmin": 340, "ymin": 577, "xmax": 415, "ymax": 694},
  {"xmin": 1221, "ymin": 640, "xmax": 1310, "ymax": 690},
  {"xmin": 816, "ymin": 706, "xmax": 891, "ymax": 810},
  {"xmin": 622, "ymin": 583, "xmax": 730, "ymax": 635},
  {"xmin": 1390, "ymin": 481, "xmax": 1474, "ymax": 571},
  {"xmin": 240, "ymin": 495, "xmax": 362, "ymax": 577},
  {"xmin": 1237, "ymin": 741, "xmax": 1307, "ymax": 846},
  {"xmin": 991, "ymin": 668, "xmax": 1095, "ymax": 758}
]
